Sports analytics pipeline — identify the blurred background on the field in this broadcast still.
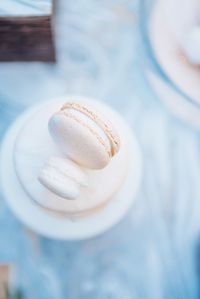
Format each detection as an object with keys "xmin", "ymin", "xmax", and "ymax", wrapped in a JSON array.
[{"xmin": 1, "ymin": 0, "xmax": 200, "ymax": 298}]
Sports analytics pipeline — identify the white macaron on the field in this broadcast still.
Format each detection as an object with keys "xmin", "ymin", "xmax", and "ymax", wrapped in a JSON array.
[
  {"xmin": 48, "ymin": 102, "xmax": 120, "ymax": 169},
  {"xmin": 38, "ymin": 156, "xmax": 88, "ymax": 199},
  {"xmin": 182, "ymin": 26, "xmax": 200, "ymax": 65}
]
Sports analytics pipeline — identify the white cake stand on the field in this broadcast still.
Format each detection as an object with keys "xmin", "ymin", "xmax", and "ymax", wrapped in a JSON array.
[{"xmin": 0, "ymin": 98, "xmax": 142, "ymax": 240}]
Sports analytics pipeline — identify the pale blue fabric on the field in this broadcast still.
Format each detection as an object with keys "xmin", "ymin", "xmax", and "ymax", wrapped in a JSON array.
[{"xmin": 0, "ymin": 0, "xmax": 200, "ymax": 298}]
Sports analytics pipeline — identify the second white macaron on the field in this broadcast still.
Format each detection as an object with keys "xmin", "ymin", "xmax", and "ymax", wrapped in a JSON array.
[{"xmin": 38, "ymin": 156, "xmax": 88, "ymax": 199}]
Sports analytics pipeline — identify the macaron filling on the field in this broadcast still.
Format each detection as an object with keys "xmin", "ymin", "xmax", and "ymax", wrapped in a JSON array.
[{"xmin": 61, "ymin": 108, "xmax": 111, "ymax": 157}]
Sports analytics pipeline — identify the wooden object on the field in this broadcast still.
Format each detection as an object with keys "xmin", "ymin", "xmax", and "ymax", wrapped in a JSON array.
[
  {"xmin": 0, "ymin": 1, "xmax": 55, "ymax": 62},
  {"xmin": 0, "ymin": 264, "xmax": 11, "ymax": 299}
]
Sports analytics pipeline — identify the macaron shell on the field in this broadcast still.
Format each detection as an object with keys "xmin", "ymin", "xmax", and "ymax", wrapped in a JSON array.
[
  {"xmin": 38, "ymin": 166, "xmax": 80, "ymax": 200},
  {"xmin": 49, "ymin": 113, "xmax": 111, "ymax": 169},
  {"xmin": 47, "ymin": 156, "xmax": 88, "ymax": 187},
  {"xmin": 61, "ymin": 102, "xmax": 120, "ymax": 156}
]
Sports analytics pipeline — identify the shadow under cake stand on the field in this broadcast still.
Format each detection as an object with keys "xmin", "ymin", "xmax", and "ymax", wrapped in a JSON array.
[{"xmin": 0, "ymin": 96, "xmax": 142, "ymax": 240}]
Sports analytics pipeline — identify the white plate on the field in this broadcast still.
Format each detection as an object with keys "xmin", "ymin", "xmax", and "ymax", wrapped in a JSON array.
[{"xmin": 0, "ymin": 99, "xmax": 142, "ymax": 240}]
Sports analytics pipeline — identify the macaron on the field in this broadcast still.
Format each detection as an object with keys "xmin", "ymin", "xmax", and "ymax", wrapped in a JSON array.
[
  {"xmin": 38, "ymin": 156, "xmax": 88, "ymax": 199},
  {"xmin": 182, "ymin": 26, "xmax": 200, "ymax": 64},
  {"xmin": 48, "ymin": 102, "xmax": 120, "ymax": 169}
]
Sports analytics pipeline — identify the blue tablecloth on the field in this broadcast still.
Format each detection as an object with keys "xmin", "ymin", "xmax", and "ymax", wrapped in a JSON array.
[{"xmin": 0, "ymin": 1, "xmax": 200, "ymax": 298}]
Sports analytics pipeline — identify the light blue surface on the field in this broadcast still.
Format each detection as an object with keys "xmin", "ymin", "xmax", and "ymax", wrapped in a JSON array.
[
  {"xmin": 0, "ymin": 0, "xmax": 200, "ymax": 298},
  {"xmin": 0, "ymin": 0, "xmax": 51, "ymax": 16}
]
